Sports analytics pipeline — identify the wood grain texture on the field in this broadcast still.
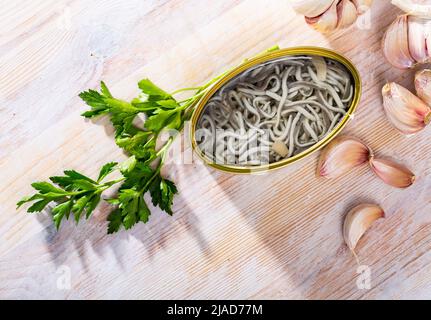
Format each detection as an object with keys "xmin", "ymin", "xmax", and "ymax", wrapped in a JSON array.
[{"xmin": 1, "ymin": 0, "xmax": 430, "ymax": 300}]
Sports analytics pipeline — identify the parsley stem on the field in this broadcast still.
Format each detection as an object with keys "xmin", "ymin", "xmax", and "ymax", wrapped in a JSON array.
[
  {"xmin": 174, "ymin": 47, "xmax": 280, "ymax": 107},
  {"xmin": 137, "ymin": 137, "xmax": 174, "ymax": 196},
  {"xmin": 171, "ymin": 87, "xmax": 200, "ymax": 95},
  {"xmin": 177, "ymin": 69, "xmax": 232, "ymax": 106},
  {"xmin": 177, "ymin": 88, "xmax": 211, "ymax": 106},
  {"xmin": 139, "ymin": 169, "xmax": 160, "ymax": 196},
  {"xmin": 156, "ymin": 137, "xmax": 174, "ymax": 160},
  {"xmin": 101, "ymin": 178, "xmax": 125, "ymax": 190}
]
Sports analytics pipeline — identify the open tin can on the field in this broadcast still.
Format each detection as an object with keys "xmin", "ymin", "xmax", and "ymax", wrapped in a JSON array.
[{"xmin": 189, "ymin": 47, "xmax": 362, "ymax": 174}]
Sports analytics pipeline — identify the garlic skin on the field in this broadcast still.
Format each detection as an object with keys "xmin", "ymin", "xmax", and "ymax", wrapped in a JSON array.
[
  {"xmin": 317, "ymin": 136, "xmax": 371, "ymax": 179},
  {"xmin": 392, "ymin": 0, "xmax": 431, "ymax": 17},
  {"xmin": 343, "ymin": 204, "xmax": 385, "ymax": 253},
  {"xmin": 291, "ymin": 0, "xmax": 373, "ymax": 33},
  {"xmin": 382, "ymin": 82, "xmax": 431, "ymax": 134},
  {"xmin": 370, "ymin": 158, "xmax": 416, "ymax": 189},
  {"xmin": 415, "ymin": 69, "xmax": 431, "ymax": 112}
]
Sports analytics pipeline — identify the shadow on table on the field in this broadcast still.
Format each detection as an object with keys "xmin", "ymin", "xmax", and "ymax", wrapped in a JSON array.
[{"xmin": 35, "ymin": 171, "xmax": 210, "ymax": 274}]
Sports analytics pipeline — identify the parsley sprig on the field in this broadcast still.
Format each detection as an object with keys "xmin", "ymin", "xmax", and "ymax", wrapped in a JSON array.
[
  {"xmin": 17, "ymin": 163, "xmax": 121, "ymax": 229},
  {"xmin": 17, "ymin": 46, "xmax": 280, "ymax": 234},
  {"xmin": 17, "ymin": 77, "xmax": 211, "ymax": 233}
]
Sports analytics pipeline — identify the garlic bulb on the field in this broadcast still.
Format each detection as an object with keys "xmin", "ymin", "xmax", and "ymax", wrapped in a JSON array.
[
  {"xmin": 415, "ymin": 69, "xmax": 431, "ymax": 108},
  {"xmin": 382, "ymin": 82, "xmax": 431, "ymax": 134},
  {"xmin": 392, "ymin": 0, "xmax": 431, "ymax": 17},
  {"xmin": 383, "ymin": 15, "xmax": 431, "ymax": 69},
  {"xmin": 343, "ymin": 204, "xmax": 384, "ymax": 256},
  {"xmin": 369, "ymin": 157, "xmax": 416, "ymax": 189},
  {"xmin": 290, "ymin": 0, "xmax": 373, "ymax": 33},
  {"xmin": 317, "ymin": 136, "xmax": 371, "ymax": 178}
]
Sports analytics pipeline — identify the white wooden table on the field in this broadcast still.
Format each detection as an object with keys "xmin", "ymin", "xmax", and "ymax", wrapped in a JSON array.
[{"xmin": 1, "ymin": 0, "xmax": 431, "ymax": 299}]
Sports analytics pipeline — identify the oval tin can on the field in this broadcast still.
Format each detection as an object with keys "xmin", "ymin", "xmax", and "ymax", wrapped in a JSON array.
[{"xmin": 189, "ymin": 46, "xmax": 362, "ymax": 174}]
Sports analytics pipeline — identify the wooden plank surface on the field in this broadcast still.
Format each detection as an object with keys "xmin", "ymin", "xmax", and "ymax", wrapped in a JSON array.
[{"xmin": 1, "ymin": 0, "xmax": 430, "ymax": 299}]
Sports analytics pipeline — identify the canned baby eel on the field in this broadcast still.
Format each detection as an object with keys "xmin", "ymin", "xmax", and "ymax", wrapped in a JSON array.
[{"xmin": 190, "ymin": 47, "xmax": 362, "ymax": 174}]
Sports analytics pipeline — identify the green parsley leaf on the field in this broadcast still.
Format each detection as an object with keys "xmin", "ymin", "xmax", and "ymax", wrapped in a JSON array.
[
  {"xmin": 138, "ymin": 197, "xmax": 150, "ymax": 223},
  {"xmin": 156, "ymin": 99, "xmax": 180, "ymax": 109},
  {"xmin": 64, "ymin": 170, "xmax": 97, "ymax": 184},
  {"xmin": 72, "ymin": 179, "xmax": 97, "ymax": 191},
  {"xmin": 149, "ymin": 176, "xmax": 178, "ymax": 215},
  {"xmin": 138, "ymin": 79, "xmax": 171, "ymax": 99},
  {"xmin": 31, "ymin": 182, "xmax": 67, "ymax": 195},
  {"xmin": 18, "ymin": 163, "xmax": 121, "ymax": 230},
  {"xmin": 85, "ymin": 193, "xmax": 101, "ymax": 219},
  {"xmin": 145, "ymin": 109, "xmax": 182, "ymax": 132},
  {"xmin": 79, "ymin": 89, "xmax": 110, "ymax": 118},
  {"xmin": 119, "ymin": 156, "xmax": 138, "ymax": 174},
  {"xmin": 80, "ymin": 82, "xmax": 141, "ymax": 138},
  {"xmin": 52, "ymin": 200, "xmax": 73, "ymax": 229},
  {"xmin": 97, "ymin": 162, "xmax": 118, "ymax": 182},
  {"xmin": 107, "ymin": 209, "xmax": 122, "ymax": 234},
  {"xmin": 119, "ymin": 161, "xmax": 153, "ymax": 190},
  {"xmin": 17, "ymin": 194, "xmax": 43, "ymax": 208},
  {"xmin": 28, "ymin": 199, "xmax": 53, "ymax": 213},
  {"xmin": 100, "ymin": 81, "xmax": 113, "ymax": 98},
  {"xmin": 115, "ymin": 131, "xmax": 153, "ymax": 159},
  {"xmin": 72, "ymin": 195, "xmax": 91, "ymax": 223}
]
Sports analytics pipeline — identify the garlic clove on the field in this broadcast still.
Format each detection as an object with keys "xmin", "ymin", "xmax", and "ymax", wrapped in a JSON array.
[
  {"xmin": 337, "ymin": 0, "xmax": 359, "ymax": 29},
  {"xmin": 343, "ymin": 204, "xmax": 384, "ymax": 254},
  {"xmin": 408, "ymin": 16, "xmax": 429, "ymax": 64},
  {"xmin": 317, "ymin": 136, "xmax": 371, "ymax": 179},
  {"xmin": 305, "ymin": 1, "xmax": 339, "ymax": 33},
  {"xmin": 382, "ymin": 15, "xmax": 416, "ymax": 69},
  {"xmin": 370, "ymin": 157, "xmax": 416, "ymax": 188},
  {"xmin": 391, "ymin": 0, "xmax": 431, "ymax": 17},
  {"xmin": 290, "ymin": 0, "xmax": 334, "ymax": 18},
  {"xmin": 272, "ymin": 140, "xmax": 289, "ymax": 158},
  {"xmin": 311, "ymin": 56, "xmax": 327, "ymax": 81},
  {"xmin": 382, "ymin": 82, "xmax": 431, "ymax": 134},
  {"xmin": 352, "ymin": 0, "xmax": 373, "ymax": 14},
  {"xmin": 415, "ymin": 69, "xmax": 431, "ymax": 114}
]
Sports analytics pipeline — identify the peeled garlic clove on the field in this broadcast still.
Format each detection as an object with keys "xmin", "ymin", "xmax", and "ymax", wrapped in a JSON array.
[
  {"xmin": 382, "ymin": 15, "xmax": 416, "ymax": 69},
  {"xmin": 337, "ymin": 0, "xmax": 359, "ymax": 29},
  {"xmin": 343, "ymin": 204, "xmax": 384, "ymax": 253},
  {"xmin": 311, "ymin": 56, "xmax": 327, "ymax": 81},
  {"xmin": 352, "ymin": 0, "xmax": 373, "ymax": 14},
  {"xmin": 305, "ymin": 1, "xmax": 339, "ymax": 33},
  {"xmin": 408, "ymin": 16, "xmax": 429, "ymax": 64},
  {"xmin": 382, "ymin": 82, "xmax": 431, "ymax": 134},
  {"xmin": 272, "ymin": 140, "xmax": 289, "ymax": 158},
  {"xmin": 317, "ymin": 136, "xmax": 371, "ymax": 179},
  {"xmin": 370, "ymin": 157, "xmax": 416, "ymax": 188},
  {"xmin": 392, "ymin": 0, "xmax": 431, "ymax": 17},
  {"xmin": 290, "ymin": 0, "xmax": 334, "ymax": 17},
  {"xmin": 415, "ymin": 69, "xmax": 431, "ymax": 112}
]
